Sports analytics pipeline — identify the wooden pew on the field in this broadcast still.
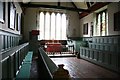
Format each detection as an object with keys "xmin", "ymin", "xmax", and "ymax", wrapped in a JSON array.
[
  {"xmin": 38, "ymin": 48, "xmax": 58, "ymax": 79},
  {"xmin": 1, "ymin": 43, "xmax": 29, "ymax": 79}
]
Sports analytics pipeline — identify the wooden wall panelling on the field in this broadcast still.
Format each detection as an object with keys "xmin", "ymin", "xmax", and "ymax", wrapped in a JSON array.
[
  {"xmin": 11, "ymin": 36, "xmax": 13, "ymax": 47},
  {"xmin": 0, "ymin": 34, "xmax": 21, "ymax": 52},
  {"xmin": 118, "ymin": 46, "xmax": 120, "ymax": 53},
  {"xmin": 4, "ymin": 35, "xmax": 6, "ymax": 49},
  {"xmin": 13, "ymin": 37, "xmax": 15, "ymax": 47},
  {"xmin": 96, "ymin": 51, "xmax": 99, "ymax": 61},
  {"xmin": 15, "ymin": 51, "xmax": 19, "ymax": 75},
  {"xmin": 5, "ymin": 35, "xmax": 7, "ymax": 49},
  {"xmin": 0, "ymin": 35, "xmax": 2, "ymax": 51},
  {"xmin": 9, "ymin": 52, "xmax": 16, "ymax": 78},
  {"xmin": 2, "ymin": 56, "xmax": 9, "ymax": 78},
  {"xmin": 104, "ymin": 45, "xmax": 109, "ymax": 51},
  {"xmin": 88, "ymin": 50, "xmax": 90, "ymax": 58},
  {"xmin": 12, "ymin": 36, "xmax": 13, "ymax": 47},
  {"xmin": 92, "ymin": 50, "xmax": 94, "ymax": 59},
  {"xmin": 94, "ymin": 51, "xmax": 98, "ymax": 61},
  {"xmin": 103, "ymin": 37, "xmax": 106, "ymax": 43},
  {"xmin": 111, "ymin": 54, "xmax": 117, "ymax": 69},
  {"xmin": 89, "ymin": 50, "xmax": 92, "ymax": 59},
  {"xmin": 13, "ymin": 36, "xmax": 15, "ymax": 46},
  {"xmin": 19, "ymin": 49, "xmax": 23, "ymax": 64},
  {"xmin": 17, "ymin": 50, "xmax": 20, "ymax": 70},
  {"xmin": 118, "ymin": 55, "xmax": 120, "ymax": 71},
  {"xmin": 2, "ymin": 35, "xmax": 3, "ymax": 50},
  {"xmin": 6, "ymin": 35, "xmax": 8, "ymax": 49},
  {"xmin": 79, "ymin": 35, "xmax": 120, "ymax": 72},
  {"xmin": 102, "ymin": 52, "xmax": 105, "ymax": 63},
  {"xmin": 118, "ymin": 37, "xmax": 120, "ymax": 44},
  {"xmin": 10, "ymin": 36, "xmax": 12, "ymax": 47},
  {"xmin": 2, "ymin": 35, "xmax": 4, "ymax": 50},
  {"xmin": 110, "ymin": 46, "xmax": 114, "ymax": 52},
  {"xmin": 7, "ymin": 36, "xmax": 10, "ymax": 48},
  {"xmin": 114, "ymin": 37, "xmax": 117, "ymax": 44},
  {"xmin": 20, "ymin": 47, "xmax": 23, "ymax": 63},
  {"xmin": 98, "ymin": 51, "xmax": 102, "ymax": 62},
  {"xmin": 18, "ymin": 50, "xmax": 21, "ymax": 69},
  {"xmin": 79, "ymin": 44, "xmax": 120, "ymax": 73}
]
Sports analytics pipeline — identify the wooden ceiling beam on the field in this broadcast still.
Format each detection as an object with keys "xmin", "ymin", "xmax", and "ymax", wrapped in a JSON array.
[
  {"xmin": 79, "ymin": 2, "xmax": 110, "ymax": 19},
  {"xmin": 58, "ymin": 0, "xmax": 60, "ymax": 6},
  {"xmin": 71, "ymin": 1, "xmax": 80, "ymax": 15},
  {"xmin": 86, "ymin": 2, "xmax": 90, "ymax": 8},
  {"xmin": 21, "ymin": 3, "xmax": 90, "ymax": 12}
]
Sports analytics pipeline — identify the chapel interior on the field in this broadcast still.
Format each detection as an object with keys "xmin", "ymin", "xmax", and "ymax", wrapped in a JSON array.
[{"xmin": 0, "ymin": 0, "xmax": 120, "ymax": 79}]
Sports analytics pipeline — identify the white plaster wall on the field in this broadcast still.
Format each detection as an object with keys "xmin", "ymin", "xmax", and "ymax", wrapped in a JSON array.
[
  {"xmin": 23, "ymin": 8, "xmax": 38, "ymax": 41},
  {"xmin": 79, "ymin": 2, "xmax": 120, "ymax": 37},
  {"xmin": 66, "ymin": 11, "xmax": 80, "ymax": 37},
  {"xmin": 79, "ymin": 13, "xmax": 94, "ymax": 37},
  {"xmin": 108, "ymin": 2, "xmax": 120, "ymax": 35},
  {"xmin": 23, "ymin": 3, "xmax": 80, "ymax": 40}
]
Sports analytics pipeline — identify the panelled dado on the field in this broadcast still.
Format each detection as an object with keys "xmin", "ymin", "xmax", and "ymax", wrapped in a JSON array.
[
  {"xmin": 89, "ymin": 36, "xmax": 120, "ymax": 53},
  {"xmin": 0, "ymin": 30, "xmax": 21, "ymax": 52},
  {"xmin": 91, "ymin": 36, "xmax": 120, "ymax": 44},
  {"xmin": 79, "ymin": 35, "xmax": 120, "ymax": 73},
  {"xmin": 89, "ymin": 43, "xmax": 119, "ymax": 53},
  {"xmin": 80, "ymin": 47, "xmax": 119, "ymax": 72}
]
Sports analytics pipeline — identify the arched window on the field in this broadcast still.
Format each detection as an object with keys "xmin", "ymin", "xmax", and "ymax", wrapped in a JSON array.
[
  {"xmin": 45, "ymin": 12, "xmax": 50, "ymax": 40},
  {"xmin": 39, "ymin": 12, "xmax": 44, "ymax": 39},
  {"xmin": 56, "ymin": 13, "xmax": 61, "ymax": 40},
  {"xmin": 62, "ymin": 14, "xmax": 67, "ymax": 40},
  {"xmin": 38, "ymin": 11, "xmax": 67, "ymax": 40},
  {"xmin": 96, "ymin": 10, "xmax": 107, "ymax": 36},
  {"xmin": 51, "ymin": 12, "xmax": 55, "ymax": 40}
]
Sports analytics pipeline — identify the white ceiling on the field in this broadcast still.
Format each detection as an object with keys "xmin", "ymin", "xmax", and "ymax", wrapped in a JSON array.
[{"xmin": 21, "ymin": 0, "xmax": 90, "ymax": 9}]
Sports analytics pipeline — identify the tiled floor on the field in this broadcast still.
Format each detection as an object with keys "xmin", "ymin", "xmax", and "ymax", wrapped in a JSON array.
[{"xmin": 51, "ymin": 57, "xmax": 120, "ymax": 79}]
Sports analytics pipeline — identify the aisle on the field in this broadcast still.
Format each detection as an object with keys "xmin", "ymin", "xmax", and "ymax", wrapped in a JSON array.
[
  {"xmin": 30, "ymin": 57, "xmax": 39, "ymax": 78},
  {"xmin": 51, "ymin": 57, "xmax": 120, "ymax": 79}
]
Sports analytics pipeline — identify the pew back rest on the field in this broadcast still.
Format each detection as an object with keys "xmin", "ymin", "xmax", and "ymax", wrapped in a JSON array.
[
  {"xmin": 1, "ymin": 43, "xmax": 29, "ymax": 79},
  {"xmin": 38, "ymin": 48, "xmax": 58, "ymax": 79}
]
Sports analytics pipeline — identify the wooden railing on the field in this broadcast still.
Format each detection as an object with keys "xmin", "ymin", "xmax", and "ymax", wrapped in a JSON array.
[
  {"xmin": 38, "ymin": 40, "xmax": 75, "ymax": 55},
  {"xmin": 1, "ymin": 42, "xmax": 29, "ymax": 79},
  {"xmin": 45, "ymin": 45, "xmax": 74, "ymax": 55}
]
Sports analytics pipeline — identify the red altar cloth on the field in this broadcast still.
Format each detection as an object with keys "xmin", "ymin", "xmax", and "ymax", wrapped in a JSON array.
[{"xmin": 45, "ymin": 43, "xmax": 62, "ymax": 52}]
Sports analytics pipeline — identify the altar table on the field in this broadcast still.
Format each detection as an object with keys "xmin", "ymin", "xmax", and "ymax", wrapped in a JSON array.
[{"xmin": 45, "ymin": 43, "xmax": 62, "ymax": 52}]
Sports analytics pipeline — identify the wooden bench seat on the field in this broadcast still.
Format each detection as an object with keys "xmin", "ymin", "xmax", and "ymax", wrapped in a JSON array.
[
  {"xmin": 23, "ymin": 51, "xmax": 33, "ymax": 63},
  {"xmin": 16, "ymin": 51, "xmax": 33, "ymax": 79}
]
